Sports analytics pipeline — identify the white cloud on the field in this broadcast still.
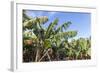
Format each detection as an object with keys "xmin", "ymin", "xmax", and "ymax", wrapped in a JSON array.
[{"xmin": 25, "ymin": 10, "xmax": 57, "ymax": 18}]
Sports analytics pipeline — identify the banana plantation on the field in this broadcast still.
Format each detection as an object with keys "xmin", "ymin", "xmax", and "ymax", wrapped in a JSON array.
[{"xmin": 23, "ymin": 10, "xmax": 91, "ymax": 62}]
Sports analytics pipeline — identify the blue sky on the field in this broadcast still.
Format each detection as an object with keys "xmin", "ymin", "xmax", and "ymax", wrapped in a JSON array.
[{"xmin": 25, "ymin": 10, "xmax": 91, "ymax": 39}]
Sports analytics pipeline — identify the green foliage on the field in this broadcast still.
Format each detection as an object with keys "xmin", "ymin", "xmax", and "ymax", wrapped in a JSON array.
[
  {"xmin": 23, "ymin": 11, "xmax": 91, "ymax": 62},
  {"xmin": 45, "ymin": 18, "xmax": 59, "ymax": 38},
  {"xmin": 44, "ymin": 39, "xmax": 52, "ymax": 49},
  {"xmin": 56, "ymin": 22, "xmax": 71, "ymax": 32}
]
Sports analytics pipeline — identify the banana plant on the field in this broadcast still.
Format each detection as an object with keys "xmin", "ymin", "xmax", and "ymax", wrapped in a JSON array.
[
  {"xmin": 23, "ymin": 10, "xmax": 91, "ymax": 62},
  {"xmin": 23, "ymin": 14, "xmax": 49, "ymax": 62},
  {"xmin": 69, "ymin": 38, "xmax": 91, "ymax": 59}
]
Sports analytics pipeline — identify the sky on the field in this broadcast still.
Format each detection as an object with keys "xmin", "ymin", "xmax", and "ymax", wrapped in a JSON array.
[{"xmin": 25, "ymin": 10, "xmax": 91, "ymax": 39}]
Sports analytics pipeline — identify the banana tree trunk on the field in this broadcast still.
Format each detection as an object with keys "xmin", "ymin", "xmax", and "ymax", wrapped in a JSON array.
[
  {"xmin": 39, "ymin": 49, "xmax": 51, "ymax": 62},
  {"xmin": 35, "ymin": 49, "xmax": 40, "ymax": 62}
]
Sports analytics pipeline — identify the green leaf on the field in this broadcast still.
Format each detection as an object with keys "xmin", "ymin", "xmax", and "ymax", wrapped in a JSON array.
[
  {"xmin": 55, "ymin": 31, "xmax": 77, "ymax": 39},
  {"xmin": 44, "ymin": 39, "xmax": 52, "ymax": 49},
  {"xmin": 45, "ymin": 18, "xmax": 59, "ymax": 38},
  {"xmin": 56, "ymin": 21, "xmax": 72, "ymax": 32}
]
